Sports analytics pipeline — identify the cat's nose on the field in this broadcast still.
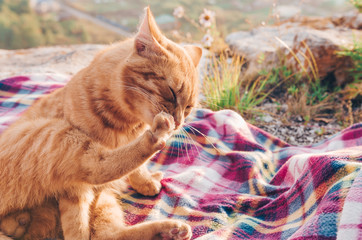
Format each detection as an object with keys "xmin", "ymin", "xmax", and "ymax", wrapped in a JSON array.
[{"xmin": 175, "ymin": 120, "xmax": 181, "ymax": 129}]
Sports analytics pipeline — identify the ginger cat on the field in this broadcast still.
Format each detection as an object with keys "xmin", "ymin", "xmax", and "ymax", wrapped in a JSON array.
[{"xmin": 0, "ymin": 7, "xmax": 201, "ymax": 240}]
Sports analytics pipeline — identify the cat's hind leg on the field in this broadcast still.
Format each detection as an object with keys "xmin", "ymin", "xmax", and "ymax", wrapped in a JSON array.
[
  {"xmin": 59, "ymin": 187, "xmax": 94, "ymax": 240},
  {"xmin": 90, "ymin": 189, "xmax": 191, "ymax": 240},
  {"xmin": 22, "ymin": 198, "xmax": 62, "ymax": 240},
  {"xmin": 90, "ymin": 189, "xmax": 125, "ymax": 239}
]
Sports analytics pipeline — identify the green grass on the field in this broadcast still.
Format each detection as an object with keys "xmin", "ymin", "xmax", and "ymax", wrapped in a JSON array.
[
  {"xmin": 350, "ymin": 0, "xmax": 362, "ymax": 12},
  {"xmin": 203, "ymin": 55, "xmax": 243, "ymax": 110},
  {"xmin": 308, "ymin": 80, "xmax": 329, "ymax": 105},
  {"xmin": 203, "ymin": 54, "xmax": 272, "ymax": 117},
  {"xmin": 337, "ymin": 37, "xmax": 362, "ymax": 83}
]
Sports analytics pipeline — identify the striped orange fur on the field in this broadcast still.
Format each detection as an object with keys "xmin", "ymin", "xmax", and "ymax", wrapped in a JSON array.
[{"xmin": 0, "ymin": 7, "xmax": 201, "ymax": 240}]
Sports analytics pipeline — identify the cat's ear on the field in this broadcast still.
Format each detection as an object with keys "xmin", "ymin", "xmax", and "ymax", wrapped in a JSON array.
[
  {"xmin": 134, "ymin": 7, "xmax": 164, "ymax": 57},
  {"xmin": 184, "ymin": 45, "xmax": 202, "ymax": 67}
]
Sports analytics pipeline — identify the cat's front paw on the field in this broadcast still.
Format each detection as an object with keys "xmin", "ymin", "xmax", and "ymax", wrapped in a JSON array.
[
  {"xmin": 130, "ymin": 171, "xmax": 163, "ymax": 196},
  {"xmin": 148, "ymin": 112, "xmax": 175, "ymax": 151}
]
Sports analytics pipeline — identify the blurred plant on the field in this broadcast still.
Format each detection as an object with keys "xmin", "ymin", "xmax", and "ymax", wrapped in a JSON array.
[
  {"xmin": 270, "ymin": 37, "xmax": 339, "ymax": 122},
  {"xmin": 335, "ymin": 98, "xmax": 360, "ymax": 127},
  {"xmin": 308, "ymin": 80, "xmax": 329, "ymax": 105},
  {"xmin": 173, "ymin": 6, "xmax": 184, "ymax": 19},
  {"xmin": 259, "ymin": 65, "xmax": 297, "ymax": 88},
  {"xmin": 172, "ymin": 6, "xmax": 227, "ymax": 52},
  {"xmin": 286, "ymin": 85, "xmax": 333, "ymax": 123},
  {"xmin": 201, "ymin": 32, "xmax": 214, "ymax": 48},
  {"xmin": 287, "ymin": 75, "xmax": 332, "ymax": 122},
  {"xmin": 203, "ymin": 54, "xmax": 243, "ymax": 110},
  {"xmin": 287, "ymin": 84, "xmax": 299, "ymax": 96},
  {"xmin": 199, "ymin": 8, "xmax": 215, "ymax": 28},
  {"xmin": 337, "ymin": 37, "xmax": 362, "ymax": 83},
  {"xmin": 275, "ymin": 37, "xmax": 319, "ymax": 83},
  {"xmin": 335, "ymin": 36, "xmax": 362, "ymax": 125},
  {"xmin": 350, "ymin": 0, "xmax": 362, "ymax": 12},
  {"xmin": 0, "ymin": 0, "xmax": 118, "ymax": 49}
]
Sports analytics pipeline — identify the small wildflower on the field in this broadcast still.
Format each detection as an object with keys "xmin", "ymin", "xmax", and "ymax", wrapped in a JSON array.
[
  {"xmin": 199, "ymin": 8, "xmax": 215, "ymax": 28},
  {"xmin": 171, "ymin": 30, "xmax": 181, "ymax": 39},
  {"xmin": 173, "ymin": 6, "xmax": 184, "ymax": 19},
  {"xmin": 202, "ymin": 33, "xmax": 214, "ymax": 48}
]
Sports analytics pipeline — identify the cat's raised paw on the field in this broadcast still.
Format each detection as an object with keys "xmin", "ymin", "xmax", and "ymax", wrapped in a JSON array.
[{"xmin": 149, "ymin": 112, "xmax": 175, "ymax": 151}]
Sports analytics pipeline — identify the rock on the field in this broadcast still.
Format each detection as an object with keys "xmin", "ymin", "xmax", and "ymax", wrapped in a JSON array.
[
  {"xmin": 226, "ymin": 11, "xmax": 362, "ymax": 86},
  {"xmin": 295, "ymin": 116, "xmax": 303, "ymax": 122},
  {"xmin": 332, "ymin": 10, "xmax": 362, "ymax": 29},
  {"xmin": 262, "ymin": 114, "xmax": 274, "ymax": 123},
  {"xmin": 278, "ymin": 10, "xmax": 361, "ymax": 30},
  {"xmin": 0, "ymin": 44, "xmax": 105, "ymax": 79}
]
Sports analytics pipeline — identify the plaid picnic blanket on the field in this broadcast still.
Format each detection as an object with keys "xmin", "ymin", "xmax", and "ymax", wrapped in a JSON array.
[{"xmin": 1, "ymin": 75, "xmax": 362, "ymax": 240}]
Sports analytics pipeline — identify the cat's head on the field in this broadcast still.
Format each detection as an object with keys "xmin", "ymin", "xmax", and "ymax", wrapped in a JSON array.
[{"xmin": 121, "ymin": 7, "xmax": 202, "ymax": 130}]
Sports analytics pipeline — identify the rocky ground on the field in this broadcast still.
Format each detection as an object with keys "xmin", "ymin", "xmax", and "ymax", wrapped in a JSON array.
[
  {"xmin": 254, "ymin": 105, "xmax": 343, "ymax": 145},
  {"xmin": 259, "ymin": 122, "xmax": 341, "ymax": 145}
]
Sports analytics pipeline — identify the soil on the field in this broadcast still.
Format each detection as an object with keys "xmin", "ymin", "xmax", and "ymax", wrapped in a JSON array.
[{"xmin": 252, "ymin": 104, "xmax": 343, "ymax": 146}]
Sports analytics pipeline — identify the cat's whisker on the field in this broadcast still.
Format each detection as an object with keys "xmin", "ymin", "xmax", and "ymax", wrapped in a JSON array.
[
  {"xmin": 180, "ymin": 128, "xmax": 195, "ymax": 164},
  {"xmin": 181, "ymin": 127, "xmax": 201, "ymax": 157},
  {"xmin": 179, "ymin": 128, "xmax": 192, "ymax": 163},
  {"xmin": 184, "ymin": 124, "xmax": 224, "ymax": 154},
  {"xmin": 168, "ymin": 132, "xmax": 176, "ymax": 159},
  {"xmin": 179, "ymin": 128, "xmax": 194, "ymax": 153},
  {"xmin": 176, "ymin": 133, "xmax": 181, "ymax": 161}
]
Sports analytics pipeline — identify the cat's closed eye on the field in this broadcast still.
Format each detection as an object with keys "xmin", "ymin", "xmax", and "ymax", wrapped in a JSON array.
[
  {"xmin": 185, "ymin": 106, "xmax": 193, "ymax": 115},
  {"xmin": 169, "ymin": 87, "xmax": 177, "ymax": 103}
]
